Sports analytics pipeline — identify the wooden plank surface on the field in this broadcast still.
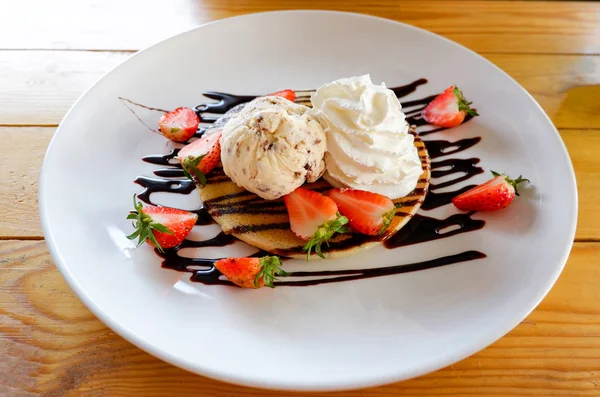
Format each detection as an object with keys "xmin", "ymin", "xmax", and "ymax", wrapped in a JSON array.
[
  {"xmin": 1, "ymin": 240, "xmax": 599, "ymax": 396},
  {"xmin": 0, "ymin": 51, "xmax": 130, "ymax": 126},
  {"xmin": 0, "ymin": 128, "xmax": 52, "ymax": 239},
  {"xmin": 2, "ymin": 1, "xmax": 600, "ymax": 54},
  {"xmin": 1, "ymin": 127, "xmax": 597, "ymax": 241},
  {"xmin": 0, "ymin": 51, "xmax": 599, "ymax": 128}
]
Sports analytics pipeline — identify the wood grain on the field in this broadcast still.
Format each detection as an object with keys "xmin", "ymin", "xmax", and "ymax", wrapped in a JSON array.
[
  {"xmin": 0, "ymin": 51, "xmax": 130, "ymax": 126},
  {"xmin": 0, "ymin": 128, "xmax": 54, "ymax": 239},
  {"xmin": 2, "ymin": 1, "xmax": 600, "ymax": 55},
  {"xmin": 1, "ymin": 240, "xmax": 599, "ymax": 396},
  {"xmin": 1, "ymin": 127, "xmax": 597, "ymax": 240},
  {"xmin": 1, "ymin": 51, "xmax": 598, "ymax": 128}
]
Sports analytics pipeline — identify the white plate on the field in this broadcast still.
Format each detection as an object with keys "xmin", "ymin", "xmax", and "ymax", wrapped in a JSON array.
[{"xmin": 40, "ymin": 11, "xmax": 577, "ymax": 391}]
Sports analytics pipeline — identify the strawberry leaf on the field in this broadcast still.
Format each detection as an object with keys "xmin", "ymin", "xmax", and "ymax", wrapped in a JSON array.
[
  {"xmin": 255, "ymin": 256, "xmax": 288, "ymax": 288},
  {"xmin": 491, "ymin": 170, "xmax": 531, "ymax": 196},
  {"xmin": 126, "ymin": 195, "xmax": 174, "ymax": 253},
  {"xmin": 182, "ymin": 155, "xmax": 208, "ymax": 187},
  {"xmin": 303, "ymin": 215, "xmax": 349, "ymax": 260},
  {"xmin": 453, "ymin": 86, "xmax": 479, "ymax": 117},
  {"xmin": 150, "ymin": 223, "xmax": 171, "ymax": 233}
]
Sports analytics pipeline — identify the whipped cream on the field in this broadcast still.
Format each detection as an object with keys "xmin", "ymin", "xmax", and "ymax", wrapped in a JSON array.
[{"xmin": 311, "ymin": 75, "xmax": 422, "ymax": 199}]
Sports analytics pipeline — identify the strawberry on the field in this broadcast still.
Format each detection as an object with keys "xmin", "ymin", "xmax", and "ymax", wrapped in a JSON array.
[
  {"xmin": 178, "ymin": 130, "xmax": 222, "ymax": 186},
  {"xmin": 268, "ymin": 89, "xmax": 296, "ymax": 102},
  {"xmin": 452, "ymin": 171, "xmax": 529, "ymax": 211},
  {"xmin": 126, "ymin": 196, "xmax": 197, "ymax": 251},
  {"xmin": 214, "ymin": 256, "xmax": 288, "ymax": 289},
  {"xmin": 158, "ymin": 107, "xmax": 200, "ymax": 142},
  {"xmin": 327, "ymin": 189, "xmax": 396, "ymax": 236},
  {"xmin": 421, "ymin": 86, "xmax": 478, "ymax": 128},
  {"xmin": 283, "ymin": 187, "xmax": 349, "ymax": 259}
]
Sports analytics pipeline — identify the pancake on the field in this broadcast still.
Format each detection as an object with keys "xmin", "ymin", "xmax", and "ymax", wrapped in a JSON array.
[{"xmin": 198, "ymin": 127, "xmax": 430, "ymax": 259}]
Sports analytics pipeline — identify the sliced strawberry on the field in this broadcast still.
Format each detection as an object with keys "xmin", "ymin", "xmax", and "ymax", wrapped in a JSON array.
[
  {"xmin": 283, "ymin": 187, "xmax": 349, "ymax": 260},
  {"xmin": 268, "ymin": 89, "xmax": 296, "ymax": 102},
  {"xmin": 158, "ymin": 107, "xmax": 200, "ymax": 142},
  {"xmin": 421, "ymin": 86, "xmax": 478, "ymax": 128},
  {"xmin": 126, "ymin": 196, "xmax": 197, "ymax": 251},
  {"xmin": 452, "ymin": 171, "xmax": 529, "ymax": 211},
  {"xmin": 178, "ymin": 130, "xmax": 222, "ymax": 186},
  {"xmin": 327, "ymin": 189, "xmax": 396, "ymax": 236},
  {"xmin": 214, "ymin": 256, "xmax": 288, "ymax": 289}
]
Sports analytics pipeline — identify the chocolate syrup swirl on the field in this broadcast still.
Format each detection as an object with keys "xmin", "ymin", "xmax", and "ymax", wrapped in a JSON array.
[
  {"xmin": 195, "ymin": 92, "xmax": 256, "ymax": 115},
  {"xmin": 135, "ymin": 177, "xmax": 195, "ymax": 204},
  {"xmin": 385, "ymin": 212, "xmax": 485, "ymax": 248},
  {"xmin": 179, "ymin": 250, "xmax": 487, "ymax": 287},
  {"xmin": 425, "ymin": 138, "xmax": 481, "ymax": 159},
  {"xmin": 129, "ymin": 78, "xmax": 487, "ymax": 287},
  {"xmin": 276, "ymin": 251, "xmax": 486, "ymax": 287},
  {"xmin": 420, "ymin": 156, "xmax": 484, "ymax": 210}
]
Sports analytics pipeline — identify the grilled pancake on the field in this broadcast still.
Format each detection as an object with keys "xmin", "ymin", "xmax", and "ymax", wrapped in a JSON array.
[{"xmin": 198, "ymin": 128, "xmax": 430, "ymax": 259}]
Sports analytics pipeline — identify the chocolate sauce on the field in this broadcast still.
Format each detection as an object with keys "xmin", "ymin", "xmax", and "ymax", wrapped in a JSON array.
[
  {"xmin": 184, "ymin": 250, "xmax": 486, "ymax": 287},
  {"xmin": 419, "ymin": 156, "xmax": 483, "ymax": 210},
  {"xmin": 191, "ymin": 207, "xmax": 214, "ymax": 226},
  {"xmin": 130, "ymin": 78, "xmax": 487, "ymax": 287},
  {"xmin": 431, "ymin": 158, "xmax": 483, "ymax": 189},
  {"xmin": 421, "ymin": 185, "xmax": 477, "ymax": 210},
  {"xmin": 153, "ymin": 169, "xmax": 186, "ymax": 178},
  {"xmin": 425, "ymin": 138, "xmax": 481, "ymax": 159},
  {"xmin": 195, "ymin": 92, "xmax": 256, "ymax": 115},
  {"xmin": 135, "ymin": 176, "xmax": 195, "ymax": 204},
  {"xmin": 142, "ymin": 149, "xmax": 179, "ymax": 166},
  {"xmin": 158, "ymin": 233, "xmax": 234, "ymax": 286},
  {"xmin": 385, "ymin": 212, "xmax": 485, "ymax": 248},
  {"xmin": 276, "ymin": 251, "xmax": 486, "ymax": 287},
  {"xmin": 391, "ymin": 79, "xmax": 429, "ymax": 99}
]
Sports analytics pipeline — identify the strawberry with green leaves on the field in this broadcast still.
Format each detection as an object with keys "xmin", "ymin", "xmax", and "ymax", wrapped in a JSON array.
[
  {"xmin": 452, "ymin": 171, "xmax": 529, "ymax": 211},
  {"xmin": 283, "ymin": 187, "xmax": 349, "ymax": 260},
  {"xmin": 127, "ymin": 196, "xmax": 197, "ymax": 251},
  {"xmin": 177, "ymin": 130, "xmax": 222, "ymax": 186},
  {"xmin": 422, "ymin": 86, "xmax": 478, "ymax": 128},
  {"xmin": 327, "ymin": 188, "xmax": 396, "ymax": 236},
  {"xmin": 214, "ymin": 256, "xmax": 288, "ymax": 289},
  {"xmin": 158, "ymin": 107, "xmax": 200, "ymax": 142}
]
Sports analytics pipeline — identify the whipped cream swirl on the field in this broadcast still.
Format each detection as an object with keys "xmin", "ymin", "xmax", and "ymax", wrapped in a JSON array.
[{"xmin": 311, "ymin": 75, "xmax": 422, "ymax": 199}]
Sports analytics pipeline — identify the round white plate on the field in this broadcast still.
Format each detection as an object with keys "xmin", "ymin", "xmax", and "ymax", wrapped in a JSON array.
[{"xmin": 40, "ymin": 11, "xmax": 577, "ymax": 391}]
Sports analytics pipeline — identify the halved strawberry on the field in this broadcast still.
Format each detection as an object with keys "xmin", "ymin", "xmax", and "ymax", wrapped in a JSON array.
[
  {"xmin": 268, "ymin": 89, "xmax": 296, "ymax": 102},
  {"xmin": 327, "ymin": 189, "xmax": 396, "ymax": 236},
  {"xmin": 421, "ymin": 86, "xmax": 478, "ymax": 128},
  {"xmin": 126, "ymin": 196, "xmax": 197, "ymax": 251},
  {"xmin": 178, "ymin": 130, "xmax": 222, "ymax": 186},
  {"xmin": 214, "ymin": 256, "xmax": 288, "ymax": 289},
  {"xmin": 452, "ymin": 171, "xmax": 529, "ymax": 211},
  {"xmin": 158, "ymin": 107, "xmax": 200, "ymax": 142},
  {"xmin": 283, "ymin": 187, "xmax": 349, "ymax": 260}
]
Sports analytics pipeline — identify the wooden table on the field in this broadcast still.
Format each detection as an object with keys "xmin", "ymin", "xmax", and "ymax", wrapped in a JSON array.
[{"xmin": 2, "ymin": 1, "xmax": 600, "ymax": 395}]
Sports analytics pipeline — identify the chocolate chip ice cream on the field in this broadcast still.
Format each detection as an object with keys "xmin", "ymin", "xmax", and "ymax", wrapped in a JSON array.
[{"xmin": 220, "ymin": 96, "xmax": 326, "ymax": 200}]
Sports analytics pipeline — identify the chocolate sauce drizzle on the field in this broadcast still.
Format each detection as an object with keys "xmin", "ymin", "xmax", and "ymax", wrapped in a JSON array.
[
  {"xmin": 385, "ymin": 212, "xmax": 485, "ymax": 248},
  {"xmin": 129, "ymin": 78, "xmax": 487, "ymax": 287}
]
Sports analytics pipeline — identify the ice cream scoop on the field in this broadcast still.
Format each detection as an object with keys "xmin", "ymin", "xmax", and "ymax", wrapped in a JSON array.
[
  {"xmin": 220, "ymin": 96, "xmax": 327, "ymax": 200},
  {"xmin": 311, "ymin": 74, "xmax": 422, "ymax": 199}
]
